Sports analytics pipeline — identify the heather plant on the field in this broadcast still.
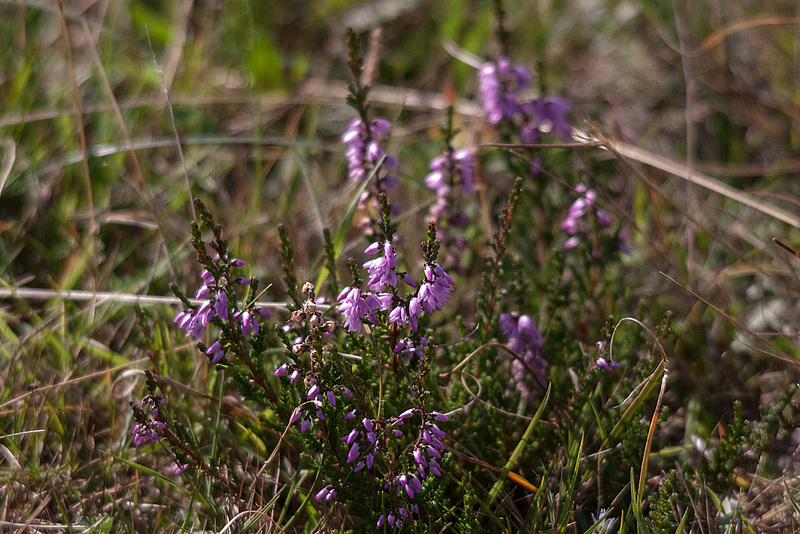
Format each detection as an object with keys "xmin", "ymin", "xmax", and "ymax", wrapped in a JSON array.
[
  {"xmin": 127, "ymin": 23, "xmax": 800, "ymax": 530},
  {"xmin": 4, "ymin": 1, "xmax": 800, "ymax": 533}
]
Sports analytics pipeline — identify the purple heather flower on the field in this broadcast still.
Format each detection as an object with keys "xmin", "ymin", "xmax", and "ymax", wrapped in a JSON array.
[
  {"xmin": 337, "ymin": 287, "xmax": 391, "ymax": 333},
  {"xmin": 427, "ymin": 445, "xmax": 442, "ymax": 459},
  {"xmin": 315, "ymin": 484, "xmax": 335, "ymax": 501},
  {"xmin": 501, "ymin": 312, "xmax": 548, "ymax": 402},
  {"xmin": 342, "ymin": 117, "xmax": 398, "ymax": 185},
  {"xmin": 172, "ymin": 463, "xmax": 189, "ymax": 475},
  {"xmin": 347, "ymin": 442, "xmax": 361, "ymax": 464},
  {"xmin": 560, "ymin": 183, "xmax": 628, "ymax": 253},
  {"xmin": 131, "ymin": 393, "xmax": 170, "ymax": 447},
  {"xmin": 399, "ymin": 272, "xmax": 416, "ymax": 288},
  {"xmin": 430, "ymin": 423, "xmax": 446, "ymax": 440},
  {"xmin": 417, "ymin": 263, "xmax": 455, "ymax": 315},
  {"xmin": 344, "ymin": 429, "xmax": 359, "ymax": 445},
  {"xmin": 388, "ymin": 304, "xmax": 414, "ymax": 331},
  {"xmin": 237, "ymin": 310, "xmax": 259, "ymax": 337},
  {"xmin": 520, "ymin": 97, "xmax": 572, "ymax": 143},
  {"xmin": 289, "ymin": 407, "xmax": 302, "ymax": 424},
  {"xmin": 195, "ymin": 285, "xmax": 211, "ymax": 300},
  {"xmin": 478, "ymin": 56, "xmax": 531, "ymax": 124},
  {"xmin": 425, "ymin": 148, "xmax": 475, "ymax": 198},
  {"xmin": 363, "ymin": 241, "xmax": 398, "ymax": 291},
  {"xmin": 564, "ymin": 235, "xmax": 581, "ymax": 250},
  {"xmin": 393, "ymin": 336, "xmax": 428, "ymax": 360},
  {"xmin": 597, "ymin": 357, "xmax": 621, "ymax": 371},
  {"xmin": 255, "ymin": 306, "xmax": 273, "ymax": 318},
  {"xmin": 205, "ymin": 340, "xmax": 224, "ymax": 364},
  {"xmin": 428, "ymin": 458, "xmax": 442, "ymax": 476},
  {"xmin": 539, "ymin": 97, "xmax": 571, "ymax": 141},
  {"xmin": 214, "ymin": 291, "xmax": 229, "ymax": 320},
  {"xmin": 131, "ymin": 420, "xmax": 166, "ymax": 447},
  {"xmin": 399, "ymin": 408, "xmax": 416, "ymax": 419}
]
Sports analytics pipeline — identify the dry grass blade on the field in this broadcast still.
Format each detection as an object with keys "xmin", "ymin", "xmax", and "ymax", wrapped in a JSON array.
[
  {"xmin": 659, "ymin": 271, "xmax": 800, "ymax": 369},
  {"xmin": 696, "ymin": 17, "xmax": 800, "ymax": 53},
  {"xmin": 0, "ymin": 287, "xmax": 299, "ymax": 311},
  {"xmin": 639, "ymin": 369, "xmax": 668, "ymax": 505},
  {"xmin": 0, "ymin": 357, "xmax": 149, "ymax": 411},
  {"xmin": 577, "ymin": 131, "xmax": 800, "ymax": 229}
]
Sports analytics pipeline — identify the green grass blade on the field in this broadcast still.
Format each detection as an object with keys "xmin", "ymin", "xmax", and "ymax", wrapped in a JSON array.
[
  {"xmin": 629, "ymin": 467, "xmax": 651, "ymax": 534},
  {"xmin": 673, "ymin": 508, "xmax": 690, "ymax": 534},
  {"xmin": 603, "ymin": 358, "xmax": 667, "ymax": 449},
  {"xmin": 485, "ymin": 382, "xmax": 550, "ymax": 506},
  {"xmin": 557, "ymin": 432, "xmax": 584, "ymax": 532}
]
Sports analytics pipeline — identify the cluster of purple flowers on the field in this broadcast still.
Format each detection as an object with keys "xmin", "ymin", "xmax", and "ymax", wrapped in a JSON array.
[
  {"xmin": 285, "ymin": 375, "xmax": 354, "ymax": 434},
  {"xmin": 390, "ymin": 263, "xmax": 455, "ymax": 332},
  {"xmin": 275, "ymin": 283, "xmax": 353, "ymax": 433},
  {"xmin": 337, "ymin": 240, "xmax": 454, "ymax": 334},
  {"xmin": 519, "ymin": 97, "xmax": 571, "ymax": 144},
  {"xmin": 500, "ymin": 312, "xmax": 548, "ymax": 402},
  {"xmin": 311, "ymin": 408, "xmax": 444, "ymax": 521},
  {"xmin": 342, "ymin": 117, "xmax": 399, "ymax": 213},
  {"xmin": 595, "ymin": 340, "xmax": 621, "ymax": 371},
  {"xmin": 376, "ymin": 409, "xmax": 449, "ymax": 529},
  {"xmin": 131, "ymin": 393, "xmax": 166, "ymax": 447},
  {"xmin": 315, "ymin": 484, "xmax": 337, "ymax": 502},
  {"xmin": 478, "ymin": 56, "xmax": 571, "ymax": 144},
  {"xmin": 560, "ymin": 183, "xmax": 629, "ymax": 254},
  {"xmin": 425, "ymin": 148, "xmax": 475, "ymax": 221},
  {"xmin": 342, "ymin": 117, "xmax": 397, "ymax": 184},
  {"xmin": 337, "ymin": 286, "xmax": 392, "ymax": 333},
  {"xmin": 424, "ymin": 148, "xmax": 475, "ymax": 272},
  {"xmin": 274, "ymin": 236, "xmax": 452, "ymax": 524},
  {"xmin": 343, "ymin": 416, "xmax": 404, "ymax": 473},
  {"xmin": 376, "ymin": 503, "xmax": 420, "ymax": 529},
  {"xmin": 393, "ymin": 336, "xmax": 428, "ymax": 361},
  {"xmin": 478, "ymin": 57, "xmax": 532, "ymax": 124},
  {"xmin": 173, "ymin": 255, "xmax": 272, "ymax": 364}
]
